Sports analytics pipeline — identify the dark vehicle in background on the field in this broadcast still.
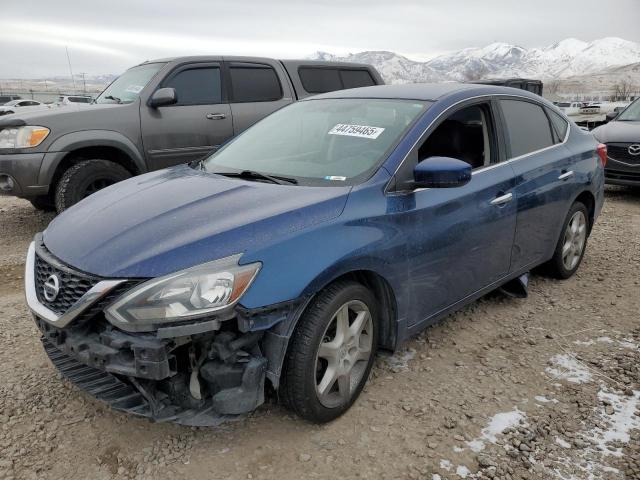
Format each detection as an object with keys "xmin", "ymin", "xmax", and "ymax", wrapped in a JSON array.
[
  {"xmin": 470, "ymin": 78, "xmax": 543, "ymax": 96},
  {"xmin": 0, "ymin": 56, "xmax": 383, "ymax": 212},
  {"xmin": 0, "ymin": 95, "xmax": 22, "ymax": 104},
  {"xmin": 26, "ymin": 83, "xmax": 604, "ymax": 425},
  {"xmin": 593, "ymin": 98, "xmax": 640, "ymax": 186}
]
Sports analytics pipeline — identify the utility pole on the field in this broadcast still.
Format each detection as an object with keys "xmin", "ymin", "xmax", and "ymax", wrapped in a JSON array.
[
  {"xmin": 66, "ymin": 46, "xmax": 77, "ymax": 94},
  {"xmin": 79, "ymin": 72, "xmax": 87, "ymax": 93}
]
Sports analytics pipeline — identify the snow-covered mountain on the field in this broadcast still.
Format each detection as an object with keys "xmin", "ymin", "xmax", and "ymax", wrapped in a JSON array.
[{"xmin": 311, "ymin": 37, "xmax": 640, "ymax": 84}]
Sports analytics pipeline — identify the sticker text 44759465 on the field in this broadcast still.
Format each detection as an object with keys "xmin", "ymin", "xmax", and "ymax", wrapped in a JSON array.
[{"xmin": 328, "ymin": 124, "xmax": 385, "ymax": 139}]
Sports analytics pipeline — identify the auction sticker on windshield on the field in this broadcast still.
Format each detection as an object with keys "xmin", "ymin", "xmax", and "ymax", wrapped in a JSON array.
[{"xmin": 328, "ymin": 124, "xmax": 385, "ymax": 139}]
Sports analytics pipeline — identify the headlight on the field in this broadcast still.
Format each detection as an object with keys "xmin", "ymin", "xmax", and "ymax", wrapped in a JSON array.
[
  {"xmin": 105, "ymin": 254, "xmax": 260, "ymax": 332},
  {"xmin": 0, "ymin": 126, "xmax": 50, "ymax": 149}
]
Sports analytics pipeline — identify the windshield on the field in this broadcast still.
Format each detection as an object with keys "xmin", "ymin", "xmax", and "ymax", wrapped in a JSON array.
[
  {"xmin": 203, "ymin": 98, "xmax": 427, "ymax": 186},
  {"xmin": 617, "ymin": 99, "xmax": 640, "ymax": 121},
  {"xmin": 95, "ymin": 63, "xmax": 165, "ymax": 104}
]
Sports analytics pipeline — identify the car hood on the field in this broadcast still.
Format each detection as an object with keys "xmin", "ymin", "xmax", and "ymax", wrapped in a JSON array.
[
  {"xmin": 592, "ymin": 121, "xmax": 640, "ymax": 143},
  {"xmin": 43, "ymin": 165, "xmax": 350, "ymax": 278},
  {"xmin": 0, "ymin": 103, "xmax": 121, "ymax": 127}
]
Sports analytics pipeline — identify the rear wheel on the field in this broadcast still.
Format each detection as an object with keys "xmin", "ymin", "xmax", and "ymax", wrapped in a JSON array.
[
  {"xmin": 281, "ymin": 281, "xmax": 378, "ymax": 423},
  {"xmin": 545, "ymin": 202, "xmax": 589, "ymax": 279},
  {"xmin": 54, "ymin": 159, "xmax": 131, "ymax": 213}
]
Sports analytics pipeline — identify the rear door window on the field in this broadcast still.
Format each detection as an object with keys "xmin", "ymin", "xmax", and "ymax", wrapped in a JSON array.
[
  {"xmin": 164, "ymin": 66, "xmax": 222, "ymax": 105},
  {"xmin": 229, "ymin": 63, "xmax": 282, "ymax": 102},
  {"xmin": 500, "ymin": 99, "xmax": 555, "ymax": 158}
]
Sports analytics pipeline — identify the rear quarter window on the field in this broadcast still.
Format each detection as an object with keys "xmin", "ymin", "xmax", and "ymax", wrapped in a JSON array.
[
  {"xmin": 298, "ymin": 67, "xmax": 376, "ymax": 94},
  {"xmin": 339, "ymin": 69, "xmax": 375, "ymax": 89},
  {"xmin": 545, "ymin": 107, "xmax": 569, "ymax": 143},
  {"xmin": 500, "ymin": 99, "xmax": 555, "ymax": 158},
  {"xmin": 299, "ymin": 67, "xmax": 342, "ymax": 94}
]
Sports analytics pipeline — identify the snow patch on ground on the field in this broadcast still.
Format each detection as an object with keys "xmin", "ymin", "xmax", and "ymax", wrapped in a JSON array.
[
  {"xmin": 534, "ymin": 395, "xmax": 559, "ymax": 404},
  {"xmin": 546, "ymin": 354, "xmax": 592, "ymax": 383},
  {"xmin": 456, "ymin": 465, "xmax": 470, "ymax": 478},
  {"xmin": 589, "ymin": 390, "xmax": 640, "ymax": 457},
  {"xmin": 467, "ymin": 409, "xmax": 526, "ymax": 452},
  {"xmin": 547, "ymin": 388, "xmax": 639, "ymax": 479},
  {"xmin": 439, "ymin": 459, "xmax": 452, "ymax": 471},
  {"xmin": 386, "ymin": 348, "xmax": 416, "ymax": 371},
  {"xmin": 573, "ymin": 336, "xmax": 638, "ymax": 350}
]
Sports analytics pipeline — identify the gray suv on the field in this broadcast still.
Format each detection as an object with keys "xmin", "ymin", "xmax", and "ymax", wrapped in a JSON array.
[{"xmin": 0, "ymin": 56, "xmax": 383, "ymax": 212}]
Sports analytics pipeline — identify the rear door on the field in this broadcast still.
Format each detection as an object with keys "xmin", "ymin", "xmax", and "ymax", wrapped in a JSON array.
[
  {"xmin": 498, "ymin": 97, "xmax": 573, "ymax": 271},
  {"xmin": 140, "ymin": 62, "xmax": 233, "ymax": 169},
  {"xmin": 225, "ymin": 60, "xmax": 293, "ymax": 134}
]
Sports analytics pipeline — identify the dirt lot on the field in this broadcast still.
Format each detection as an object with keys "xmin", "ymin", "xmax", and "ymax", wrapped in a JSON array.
[{"xmin": 1, "ymin": 188, "xmax": 639, "ymax": 480}]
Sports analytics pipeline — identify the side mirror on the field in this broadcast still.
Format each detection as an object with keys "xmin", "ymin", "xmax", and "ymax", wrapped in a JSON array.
[
  {"xmin": 605, "ymin": 111, "xmax": 618, "ymax": 122},
  {"xmin": 149, "ymin": 88, "xmax": 177, "ymax": 108},
  {"xmin": 413, "ymin": 156, "xmax": 472, "ymax": 189}
]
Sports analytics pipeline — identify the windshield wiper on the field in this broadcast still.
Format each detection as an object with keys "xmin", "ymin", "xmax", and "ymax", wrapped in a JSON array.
[
  {"xmin": 213, "ymin": 170, "xmax": 297, "ymax": 185},
  {"xmin": 104, "ymin": 95, "xmax": 122, "ymax": 104}
]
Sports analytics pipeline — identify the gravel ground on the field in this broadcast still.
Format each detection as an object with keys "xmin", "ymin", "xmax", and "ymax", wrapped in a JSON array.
[{"xmin": 0, "ymin": 187, "xmax": 639, "ymax": 480}]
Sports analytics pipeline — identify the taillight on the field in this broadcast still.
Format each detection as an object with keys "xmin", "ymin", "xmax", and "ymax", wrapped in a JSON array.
[{"xmin": 597, "ymin": 143, "xmax": 607, "ymax": 167}]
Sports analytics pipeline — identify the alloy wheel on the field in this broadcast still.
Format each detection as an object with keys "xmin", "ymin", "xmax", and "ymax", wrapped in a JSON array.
[
  {"xmin": 314, "ymin": 300, "xmax": 374, "ymax": 408},
  {"xmin": 562, "ymin": 210, "xmax": 587, "ymax": 270}
]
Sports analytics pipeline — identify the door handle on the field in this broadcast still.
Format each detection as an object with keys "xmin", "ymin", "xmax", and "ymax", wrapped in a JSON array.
[
  {"xmin": 558, "ymin": 170, "xmax": 574, "ymax": 180},
  {"xmin": 490, "ymin": 192, "xmax": 513, "ymax": 206},
  {"xmin": 206, "ymin": 113, "xmax": 226, "ymax": 120}
]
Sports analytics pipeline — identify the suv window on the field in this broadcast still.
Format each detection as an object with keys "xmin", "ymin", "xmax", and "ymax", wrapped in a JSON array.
[
  {"xmin": 340, "ymin": 69, "xmax": 376, "ymax": 89},
  {"xmin": 164, "ymin": 66, "xmax": 222, "ymax": 105},
  {"xmin": 500, "ymin": 99, "xmax": 554, "ymax": 158},
  {"xmin": 418, "ymin": 103, "xmax": 495, "ymax": 170},
  {"xmin": 229, "ymin": 63, "xmax": 282, "ymax": 102},
  {"xmin": 299, "ymin": 68, "xmax": 342, "ymax": 93},
  {"xmin": 298, "ymin": 67, "xmax": 375, "ymax": 94},
  {"xmin": 545, "ymin": 107, "xmax": 569, "ymax": 143}
]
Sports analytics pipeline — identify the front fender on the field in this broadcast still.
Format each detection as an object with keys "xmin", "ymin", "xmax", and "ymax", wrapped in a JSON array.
[{"xmin": 38, "ymin": 130, "xmax": 147, "ymax": 185}]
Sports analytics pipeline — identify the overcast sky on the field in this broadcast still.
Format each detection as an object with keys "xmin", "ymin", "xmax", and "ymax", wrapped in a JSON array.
[{"xmin": 2, "ymin": 0, "xmax": 639, "ymax": 78}]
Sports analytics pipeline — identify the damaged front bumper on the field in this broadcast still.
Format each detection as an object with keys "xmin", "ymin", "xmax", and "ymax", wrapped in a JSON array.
[{"xmin": 25, "ymin": 237, "xmax": 291, "ymax": 426}]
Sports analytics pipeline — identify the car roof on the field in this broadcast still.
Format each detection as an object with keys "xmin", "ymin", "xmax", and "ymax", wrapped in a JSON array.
[
  {"xmin": 140, "ymin": 56, "xmax": 372, "ymax": 68},
  {"xmin": 306, "ymin": 82, "xmax": 543, "ymax": 102}
]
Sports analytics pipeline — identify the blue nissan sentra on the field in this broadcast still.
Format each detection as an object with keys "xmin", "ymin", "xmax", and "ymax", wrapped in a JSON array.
[{"xmin": 26, "ymin": 83, "xmax": 605, "ymax": 425}]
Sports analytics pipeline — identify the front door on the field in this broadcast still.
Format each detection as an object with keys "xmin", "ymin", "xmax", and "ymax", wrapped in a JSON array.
[
  {"xmin": 393, "ymin": 101, "xmax": 517, "ymax": 324},
  {"xmin": 141, "ymin": 62, "xmax": 233, "ymax": 170}
]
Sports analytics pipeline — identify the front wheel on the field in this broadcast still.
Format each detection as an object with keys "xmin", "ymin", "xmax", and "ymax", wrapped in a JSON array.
[
  {"xmin": 54, "ymin": 159, "xmax": 131, "ymax": 213},
  {"xmin": 281, "ymin": 281, "xmax": 378, "ymax": 423},
  {"xmin": 545, "ymin": 202, "xmax": 589, "ymax": 279}
]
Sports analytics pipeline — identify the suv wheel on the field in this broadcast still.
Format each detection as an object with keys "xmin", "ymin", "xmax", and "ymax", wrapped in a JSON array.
[
  {"xmin": 545, "ymin": 202, "xmax": 590, "ymax": 279},
  {"xmin": 55, "ymin": 159, "xmax": 131, "ymax": 213},
  {"xmin": 281, "ymin": 281, "xmax": 378, "ymax": 423}
]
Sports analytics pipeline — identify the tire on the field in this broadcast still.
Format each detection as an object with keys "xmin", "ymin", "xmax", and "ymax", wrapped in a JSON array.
[
  {"xmin": 544, "ymin": 202, "xmax": 590, "ymax": 279},
  {"xmin": 29, "ymin": 195, "xmax": 55, "ymax": 211},
  {"xmin": 54, "ymin": 159, "xmax": 131, "ymax": 213},
  {"xmin": 281, "ymin": 281, "xmax": 378, "ymax": 423}
]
